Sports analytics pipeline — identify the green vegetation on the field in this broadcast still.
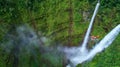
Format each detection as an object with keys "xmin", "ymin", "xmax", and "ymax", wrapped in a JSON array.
[{"xmin": 0, "ymin": 0, "xmax": 120, "ymax": 67}]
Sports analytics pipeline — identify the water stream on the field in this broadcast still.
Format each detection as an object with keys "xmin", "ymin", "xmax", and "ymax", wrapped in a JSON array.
[
  {"xmin": 65, "ymin": 24, "xmax": 120, "ymax": 67},
  {"xmin": 1, "ymin": 0, "xmax": 120, "ymax": 67},
  {"xmin": 64, "ymin": 1, "xmax": 120, "ymax": 67},
  {"xmin": 81, "ymin": 2, "xmax": 100, "ymax": 52}
]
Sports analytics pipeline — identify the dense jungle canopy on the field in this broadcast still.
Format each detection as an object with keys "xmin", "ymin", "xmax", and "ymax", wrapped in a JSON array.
[{"xmin": 0, "ymin": 0, "xmax": 120, "ymax": 67}]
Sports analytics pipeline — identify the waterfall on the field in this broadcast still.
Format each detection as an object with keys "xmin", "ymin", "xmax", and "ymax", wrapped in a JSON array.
[
  {"xmin": 64, "ymin": 1, "xmax": 120, "ymax": 67},
  {"xmin": 65, "ymin": 24, "xmax": 120, "ymax": 67},
  {"xmin": 84, "ymin": 24, "xmax": 120, "ymax": 62},
  {"xmin": 81, "ymin": 2, "xmax": 100, "ymax": 52}
]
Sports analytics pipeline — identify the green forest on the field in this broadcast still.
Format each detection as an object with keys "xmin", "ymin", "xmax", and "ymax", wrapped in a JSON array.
[{"xmin": 0, "ymin": 0, "xmax": 120, "ymax": 67}]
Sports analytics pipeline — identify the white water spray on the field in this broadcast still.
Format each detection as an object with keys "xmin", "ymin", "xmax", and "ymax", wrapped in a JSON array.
[
  {"xmin": 65, "ymin": 24, "xmax": 120, "ymax": 67},
  {"xmin": 81, "ymin": 1, "xmax": 100, "ymax": 52},
  {"xmin": 64, "ymin": 0, "xmax": 120, "ymax": 67},
  {"xmin": 85, "ymin": 24, "xmax": 120, "ymax": 61}
]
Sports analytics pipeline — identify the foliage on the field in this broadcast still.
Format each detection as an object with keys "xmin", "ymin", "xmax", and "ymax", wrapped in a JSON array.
[{"xmin": 0, "ymin": 0, "xmax": 120, "ymax": 67}]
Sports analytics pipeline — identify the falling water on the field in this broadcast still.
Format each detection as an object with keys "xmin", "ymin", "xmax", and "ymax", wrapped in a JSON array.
[
  {"xmin": 1, "ymin": 24, "xmax": 120, "ymax": 67},
  {"xmin": 84, "ymin": 24, "xmax": 120, "ymax": 61},
  {"xmin": 81, "ymin": 1, "xmax": 100, "ymax": 52},
  {"xmin": 1, "ymin": 1, "xmax": 119, "ymax": 67},
  {"xmin": 65, "ymin": 24, "xmax": 120, "ymax": 67},
  {"xmin": 63, "ymin": 1, "xmax": 120, "ymax": 67}
]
